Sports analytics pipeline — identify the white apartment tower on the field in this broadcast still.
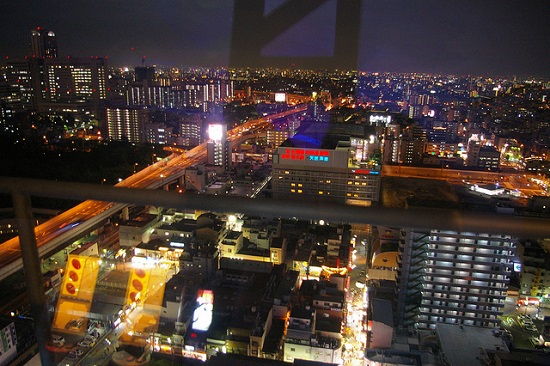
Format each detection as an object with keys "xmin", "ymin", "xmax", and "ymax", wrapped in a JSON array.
[{"xmin": 396, "ymin": 230, "xmax": 515, "ymax": 329}]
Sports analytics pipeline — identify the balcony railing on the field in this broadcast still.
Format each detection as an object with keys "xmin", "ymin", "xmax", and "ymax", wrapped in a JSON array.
[{"xmin": 1, "ymin": 176, "xmax": 550, "ymax": 365}]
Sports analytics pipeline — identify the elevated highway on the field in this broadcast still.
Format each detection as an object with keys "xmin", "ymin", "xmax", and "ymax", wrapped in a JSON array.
[{"xmin": 0, "ymin": 106, "xmax": 307, "ymax": 282}]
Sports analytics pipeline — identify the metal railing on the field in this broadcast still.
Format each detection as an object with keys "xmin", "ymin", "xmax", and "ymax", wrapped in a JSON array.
[{"xmin": 1, "ymin": 176, "xmax": 550, "ymax": 365}]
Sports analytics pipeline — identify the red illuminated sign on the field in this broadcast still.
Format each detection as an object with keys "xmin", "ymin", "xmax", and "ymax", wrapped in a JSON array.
[
  {"xmin": 281, "ymin": 148, "xmax": 330, "ymax": 161},
  {"xmin": 351, "ymin": 169, "xmax": 380, "ymax": 175}
]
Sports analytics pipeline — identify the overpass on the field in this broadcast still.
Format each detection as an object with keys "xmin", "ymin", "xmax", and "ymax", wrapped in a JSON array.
[{"xmin": 0, "ymin": 106, "xmax": 307, "ymax": 282}]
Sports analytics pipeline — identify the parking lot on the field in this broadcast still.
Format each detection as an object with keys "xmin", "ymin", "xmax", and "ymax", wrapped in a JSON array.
[{"xmin": 500, "ymin": 303, "xmax": 549, "ymax": 350}]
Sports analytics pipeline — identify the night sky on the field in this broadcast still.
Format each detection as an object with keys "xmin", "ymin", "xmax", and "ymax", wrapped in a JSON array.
[{"xmin": 1, "ymin": 0, "xmax": 548, "ymax": 77}]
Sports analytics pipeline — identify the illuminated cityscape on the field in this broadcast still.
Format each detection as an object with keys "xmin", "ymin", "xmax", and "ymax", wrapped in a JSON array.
[{"xmin": 0, "ymin": 3, "xmax": 550, "ymax": 366}]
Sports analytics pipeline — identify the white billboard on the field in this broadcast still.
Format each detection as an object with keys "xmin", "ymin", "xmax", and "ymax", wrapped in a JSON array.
[
  {"xmin": 275, "ymin": 92, "xmax": 286, "ymax": 103},
  {"xmin": 191, "ymin": 290, "xmax": 214, "ymax": 331},
  {"xmin": 208, "ymin": 124, "xmax": 223, "ymax": 141}
]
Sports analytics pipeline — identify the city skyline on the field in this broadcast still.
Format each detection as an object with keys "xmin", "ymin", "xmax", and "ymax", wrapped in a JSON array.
[{"xmin": 1, "ymin": 0, "xmax": 549, "ymax": 77}]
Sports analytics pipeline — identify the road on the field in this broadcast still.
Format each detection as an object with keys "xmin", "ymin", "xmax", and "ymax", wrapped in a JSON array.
[
  {"xmin": 383, "ymin": 165, "xmax": 548, "ymax": 197},
  {"xmin": 0, "ymin": 105, "xmax": 307, "ymax": 277}
]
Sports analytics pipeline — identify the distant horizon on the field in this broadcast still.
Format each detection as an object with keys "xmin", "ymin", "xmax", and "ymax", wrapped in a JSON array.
[
  {"xmin": 3, "ymin": 56, "xmax": 547, "ymax": 81},
  {"xmin": 2, "ymin": 1, "xmax": 549, "ymax": 78}
]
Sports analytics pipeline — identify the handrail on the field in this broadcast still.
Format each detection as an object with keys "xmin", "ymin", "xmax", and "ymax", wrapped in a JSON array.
[
  {"xmin": 1, "ymin": 175, "xmax": 550, "ymax": 365},
  {"xmin": 1, "ymin": 176, "xmax": 549, "ymax": 238}
]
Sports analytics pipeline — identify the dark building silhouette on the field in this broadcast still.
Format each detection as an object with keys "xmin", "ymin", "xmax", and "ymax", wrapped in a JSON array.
[{"xmin": 29, "ymin": 27, "xmax": 58, "ymax": 59}]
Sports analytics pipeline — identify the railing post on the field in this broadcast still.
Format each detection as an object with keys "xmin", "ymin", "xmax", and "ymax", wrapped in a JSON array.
[{"xmin": 12, "ymin": 191, "xmax": 54, "ymax": 366}]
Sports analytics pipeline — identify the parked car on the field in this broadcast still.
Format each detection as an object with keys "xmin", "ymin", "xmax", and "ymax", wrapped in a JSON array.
[
  {"xmin": 87, "ymin": 319, "xmax": 105, "ymax": 334},
  {"xmin": 65, "ymin": 317, "xmax": 87, "ymax": 331},
  {"xmin": 530, "ymin": 336, "xmax": 542, "ymax": 347},
  {"xmin": 78, "ymin": 339, "xmax": 95, "ymax": 348},
  {"xmin": 83, "ymin": 334, "xmax": 98, "ymax": 342},
  {"xmin": 69, "ymin": 349, "xmax": 84, "ymax": 358}
]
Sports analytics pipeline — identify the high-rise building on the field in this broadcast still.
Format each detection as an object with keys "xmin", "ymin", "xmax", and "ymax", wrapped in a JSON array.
[
  {"xmin": 126, "ymin": 78, "xmax": 233, "ymax": 111},
  {"xmin": 382, "ymin": 123, "xmax": 426, "ymax": 165},
  {"xmin": 29, "ymin": 27, "xmax": 58, "ymax": 58},
  {"xmin": 4, "ymin": 57, "xmax": 107, "ymax": 118},
  {"xmin": 106, "ymin": 107, "xmax": 148, "ymax": 142},
  {"xmin": 4, "ymin": 59, "xmax": 35, "ymax": 111},
  {"xmin": 39, "ymin": 57, "xmax": 107, "ymax": 116},
  {"xmin": 396, "ymin": 230, "xmax": 515, "ymax": 329},
  {"xmin": 179, "ymin": 113, "xmax": 203, "ymax": 147},
  {"xmin": 144, "ymin": 123, "xmax": 172, "ymax": 145},
  {"xmin": 206, "ymin": 123, "xmax": 229, "ymax": 169},
  {"xmin": 272, "ymin": 144, "xmax": 381, "ymax": 206}
]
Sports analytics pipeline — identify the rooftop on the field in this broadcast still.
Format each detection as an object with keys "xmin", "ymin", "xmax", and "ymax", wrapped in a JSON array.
[{"xmin": 436, "ymin": 324, "xmax": 509, "ymax": 366}]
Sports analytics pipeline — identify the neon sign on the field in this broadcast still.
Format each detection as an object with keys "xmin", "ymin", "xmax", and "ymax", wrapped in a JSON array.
[
  {"xmin": 281, "ymin": 148, "xmax": 330, "ymax": 162},
  {"xmin": 351, "ymin": 169, "xmax": 379, "ymax": 175}
]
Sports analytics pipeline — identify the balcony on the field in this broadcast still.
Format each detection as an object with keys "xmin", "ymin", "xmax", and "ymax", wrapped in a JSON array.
[{"xmin": 1, "ymin": 176, "xmax": 550, "ymax": 365}]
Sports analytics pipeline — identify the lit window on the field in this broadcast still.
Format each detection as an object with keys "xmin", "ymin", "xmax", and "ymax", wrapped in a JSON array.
[
  {"xmin": 291, "ymin": 183, "xmax": 295, "ymax": 187},
  {"xmin": 291, "ymin": 189, "xmax": 295, "ymax": 193},
  {"xmin": 284, "ymin": 171, "xmax": 289, "ymax": 174},
  {"xmin": 298, "ymin": 190, "xmax": 302, "ymax": 193},
  {"xmin": 319, "ymin": 191, "xmax": 323, "ymax": 195}
]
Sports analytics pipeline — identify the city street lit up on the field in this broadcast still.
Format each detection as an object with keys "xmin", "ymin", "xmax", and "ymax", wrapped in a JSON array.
[{"xmin": 0, "ymin": 4, "xmax": 549, "ymax": 366}]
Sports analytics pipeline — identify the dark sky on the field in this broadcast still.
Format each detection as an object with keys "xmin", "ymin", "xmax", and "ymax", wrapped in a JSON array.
[{"xmin": 1, "ymin": 0, "xmax": 548, "ymax": 77}]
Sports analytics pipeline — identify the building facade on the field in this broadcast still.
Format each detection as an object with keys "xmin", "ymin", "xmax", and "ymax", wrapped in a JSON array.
[
  {"xmin": 272, "ymin": 146, "xmax": 380, "ymax": 206},
  {"xmin": 106, "ymin": 107, "xmax": 148, "ymax": 142},
  {"xmin": 396, "ymin": 230, "xmax": 515, "ymax": 329}
]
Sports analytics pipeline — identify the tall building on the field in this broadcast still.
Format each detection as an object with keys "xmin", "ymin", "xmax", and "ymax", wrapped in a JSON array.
[
  {"xmin": 4, "ymin": 59, "xmax": 35, "ymax": 111},
  {"xmin": 106, "ymin": 107, "xmax": 148, "ymax": 142},
  {"xmin": 179, "ymin": 113, "xmax": 204, "ymax": 147},
  {"xmin": 206, "ymin": 123, "xmax": 229, "ymax": 169},
  {"xmin": 383, "ymin": 123, "xmax": 426, "ymax": 165},
  {"xmin": 4, "ymin": 57, "xmax": 107, "ymax": 118},
  {"xmin": 39, "ymin": 57, "xmax": 107, "ymax": 116},
  {"xmin": 396, "ymin": 230, "xmax": 516, "ymax": 329},
  {"xmin": 126, "ymin": 78, "xmax": 233, "ymax": 111},
  {"xmin": 272, "ymin": 142, "xmax": 381, "ymax": 206},
  {"xmin": 29, "ymin": 27, "xmax": 58, "ymax": 58},
  {"xmin": 144, "ymin": 123, "xmax": 172, "ymax": 145}
]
